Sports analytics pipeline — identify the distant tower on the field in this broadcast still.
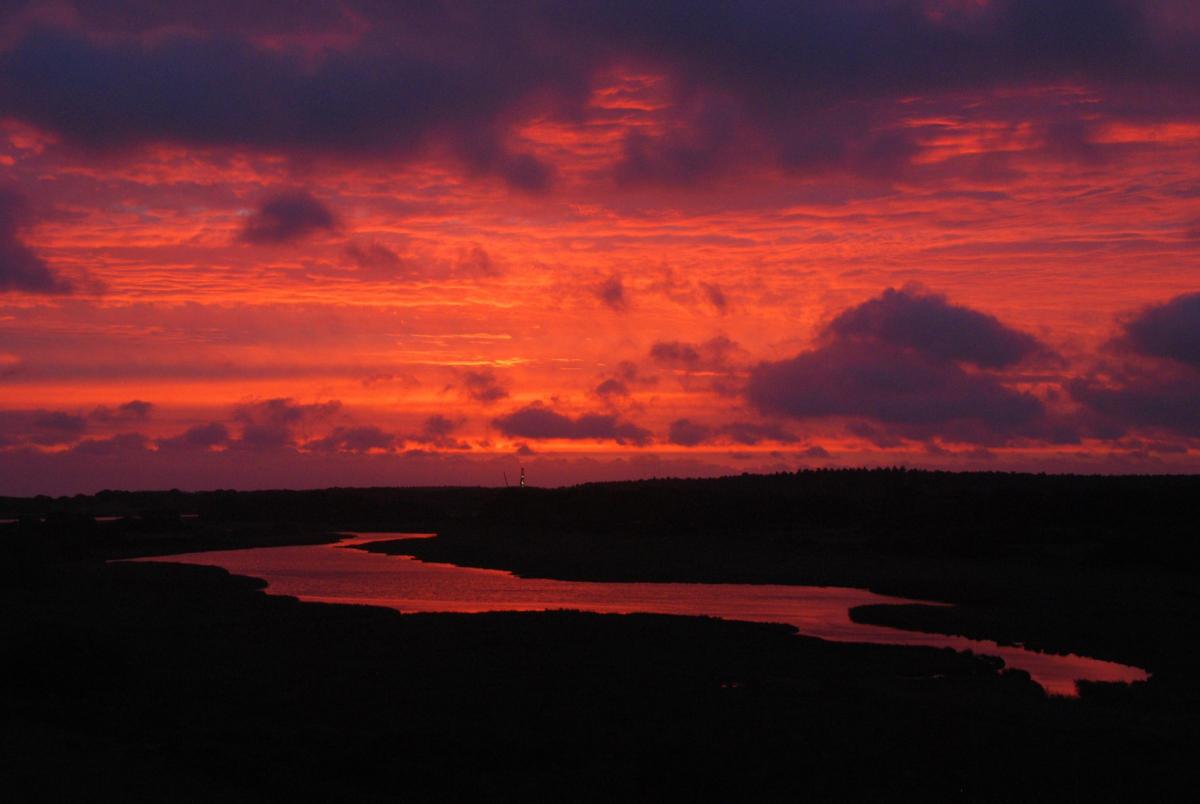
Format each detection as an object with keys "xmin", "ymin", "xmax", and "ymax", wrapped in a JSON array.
[{"xmin": 519, "ymin": 467, "xmax": 526, "ymax": 489}]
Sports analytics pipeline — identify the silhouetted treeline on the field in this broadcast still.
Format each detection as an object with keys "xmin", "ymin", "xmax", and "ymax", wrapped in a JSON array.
[
  {"xmin": 461, "ymin": 470, "xmax": 1200, "ymax": 566},
  {"xmin": 0, "ymin": 485, "xmax": 497, "ymax": 528},
  {"xmin": 4, "ymin": 469, "xmax": 1200, "ymax": 567}
]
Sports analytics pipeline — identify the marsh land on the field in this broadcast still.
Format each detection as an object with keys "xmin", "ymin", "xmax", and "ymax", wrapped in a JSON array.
[{"xmin": 3, "ymin": 470, "xmax": 1198, "ymax": 800}]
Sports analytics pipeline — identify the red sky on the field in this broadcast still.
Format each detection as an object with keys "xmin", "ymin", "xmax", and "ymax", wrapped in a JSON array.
[{"xmin": 2, "ymin": 1, "xmax": 1200, "ymax": 494}]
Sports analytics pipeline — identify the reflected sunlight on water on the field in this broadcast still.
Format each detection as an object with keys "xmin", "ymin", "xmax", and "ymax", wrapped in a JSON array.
[{"xmin": 140, "ymin": 533, "xmax": 1150, "ymax": 697}]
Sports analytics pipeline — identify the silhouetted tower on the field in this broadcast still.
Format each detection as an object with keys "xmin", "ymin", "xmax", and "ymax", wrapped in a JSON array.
[{"xmin": 519, "ymin": 467, "xmax": 526, "ymax": 489}]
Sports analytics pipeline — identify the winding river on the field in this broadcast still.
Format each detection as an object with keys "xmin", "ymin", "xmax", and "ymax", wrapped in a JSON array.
[{"xmin": 141, "ymin": 532, "xmax": 1149, "ymax": 697}]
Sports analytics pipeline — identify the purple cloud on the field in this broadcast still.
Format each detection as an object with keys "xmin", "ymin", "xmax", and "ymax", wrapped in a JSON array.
[
  {"xmin": 0, "ymin": 22, "xmax": 560, "ymax": 190},
  {"xmin": 597, "ymin": 276, "xmax": 627, "ymax": 311},
  {"xmin": 70, "ymin": 432, "xmax": 151, "ymax": 456},
  {"xmin": 1120, "ymin": 291, "xmax": 1200, "ymax": 368},
  {"xmin": 1068, "ymin": 291, "xmax": 1200, "ymax": 438},
  {"xmin": 0, "ymin": 408, "xmax": 88, "ymax": 447},
  {"xmin": 667, "ymin": 419, "xmax": 711, "ymax": 447},
  {"xmin": 232, "ymin": 397, "xmax": 342, "ymax": 449},
  {"xmin": 719, "ymin": 421, "xmax": 797, "ymax": 445},
  {"xmin": 30, "ymin": 411, "xmax": 88, "ymax": 445},
  {"xmin": 594, "ymin": 378, "xmax": 630, "ymax": 398},
  {"xmin": 749, "ymin": 340, "xmax": 1043, "ymax": 434},
  {"xmin": 157, "ymin": 422, "xmax": 232, "ymax": 450},
  {"xmin": 405, "ymin": 415, "xmax": 471, "ymax": 450},
  {"xmin": 746, "ymin": 289, "xmax": 1051, "ymax": 444},
  {"xmin": 493, "ymin": 403, "xmax": 652, "ymax": 445},
  {"xmin": 825, "ymin": 286, "xmax": 1045, "ymax": 369},
  {"xmin": 667, "ymin": 418, "xmax": 796, "ymax": 447},
  {"xmin": 90, "ymin": 399, "xmax": 153, "ymax": 422},
  {"xmin": 239, "ymin": 191, "xmax": 337, "ymax": 245},
  {"xmin": 1, "ymin": 2, "xmax": 1197, "ymax": 188},
  {"xmin": 344, "ymin": 241, "xmax": 413, "ymax": 277},
  {"xmin": 307, "ymin": 426, "xmax": 397, "ymax": 453},
  {"xmin": 0, "ymin": 189, "xmax": 72, "ymax": 294},
  {"xmin": 460, "ymin": 369, "xmax": 510, "ymax": 405},
  {"xmin": 649, "ymin": 336, "xmax": 742, "ymax": 371},
  {"xmin": 701, "ymin": 282, "xmax": 728, "ymax": 313},
  {"xmin": 343, "ymin": 241, "xmax": 501, "ymax": 282},
  {"xmin": 1071, "ymin": 372, "xmax": 1200, "ymax": 438}
]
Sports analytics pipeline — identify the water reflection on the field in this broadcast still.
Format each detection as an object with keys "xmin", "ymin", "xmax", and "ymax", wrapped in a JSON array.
[{"xmin": 142, "ymin": 532, "xmax": 1149, "ymax": 697}]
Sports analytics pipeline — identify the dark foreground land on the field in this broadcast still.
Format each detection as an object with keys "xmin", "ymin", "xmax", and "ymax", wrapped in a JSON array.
[{"xmin": 3, "ymin": 469, "xmax": 1199, "ymax": 800}]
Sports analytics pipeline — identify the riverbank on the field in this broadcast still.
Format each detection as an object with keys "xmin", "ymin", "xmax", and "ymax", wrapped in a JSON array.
[
  {"xmin": 4, "ymin": 471, "xmax": 1199, "ymax": 798},
  {"xmin": 3, "ymin": 558, "xmax": 1194, "ymax": 801},
  {"xmin": 357, "ymin": 528, "xmax": 1198, "ymax": 683}
]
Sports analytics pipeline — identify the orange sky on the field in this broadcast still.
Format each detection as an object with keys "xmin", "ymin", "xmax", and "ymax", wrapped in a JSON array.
[{"xmin": 2, "ymin": 2, "xmax": 1199, "ymax": 493}]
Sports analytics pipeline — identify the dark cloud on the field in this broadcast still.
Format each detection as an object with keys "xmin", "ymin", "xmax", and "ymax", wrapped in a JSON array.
[
  {"xmin": 649, "ymin": 341, "xmax": 701, "ymax": 368},
  {"xmin": 575, "ymin": 0, "xmax": 1189, "ymax": 183},
  {"xmin": 649, "ymin": 335, "xmax": 742, "ymax": 371},
  {"xmin": 613, "ymin": 98, "xmax": 740, "ymax": 186},
  {"xmin": 846, "ymin": 421, "xmax": 905, "ymax": 449},
  {"xmin": 0, "ymin": 3, "xmax": 1197, "ymax": 187},
  {"xmin": 594, "ymin": 378, "xmax": 630, "ymax": 398},
  {"xmin": 0, "ymin": 189, "xmax": 72, "ymax": 294},
  {"xmin": 493, "ymin": 403, "xmax": 652, "ymax": 446},
  {"xmin": 157, "ymin": 422, "xmax": 231, "ymax": 450},
  {"xmin": 701, "ymin": 282, "xmax": 728, "ymax": 313},
  {"xmin": 233, "ymin": 398, "xmax": 341, "ymax": 427},
  {"xmin": 307, "ymin": 425, "xmax": 397, "ymax": 453},
  {"xmin": 667, "ymin": 418, "xmax": 711, "ymax": 447},
  {"xmin": 422, "ymin": 414, "xmax": 459, "ymax": 438},
  {"xmin": 458, "ymin": 135, "xmax": 556, "ymax": 192},
  {"xmin": 1071, "ymin": 372, "xmax": 1200, "ymax": 438},
  {"xmin": 746, "ymin": 289, "xmax": 1050, "ymax": 444},
  {"xmin": 460, "ymin": 369, "xmax": 509, "ymax": 405},
  {"xmin": 239, "ymin": 191, "xmax": 337, "ymax": 244},
  {"xmin": 345, "ymin": 241, "xmax": 412, "ymax": 277},
  {"xmin": 615, "ymin": 360, "xmax": 655, "ymax": 386},
  {"xmin": 667, "ymin": 418, "xmax": 796, "ymax": 447},
  {"xmin": 344, "ymin": 241, "xmax": 501, "ymax": 282},
  {"xmin": 90, "ymin": 399, "xmax": 153, "ymax": 422},
  {"xmin": 594, "ymin": 361, "xmax": 655, "ymax": 400},
  {"xmin": 0, "ymin": 408, "xmax": 88, "ymax": 447},
  {"xmin": 405, "ymin": 414, "xmax": 471, "ymax": 450},
  {"xmin": 30, "ymin": 411, "xmax": 88, "ymax": 445},
  {"xmin": 232, "ymin": 397, "xmax": 342, "ymax": 449},
  {"xmin": 0, "ymin": 21, "xmax": 564, "ymax": 190},
  {"xmin": 720, "ymin": 420, "xmax": 797, "ymax": 445},
  {"xmin": 825, "ymin": 286, "xmax": 1045, "ymax": 369},
  {"xmin": 597, "ymin": 276, "xmax": 627, "ymax": 311},
  {"xmin": 70, "ymin": 432, "xmax": 151, "ymax": 456},
  {"xmin": 118, "ymin": 399, "xmax": 153, "ymax": 419},
  {"xmin": 235, "ymin": 423, "xmax": 291, "ymax": 451},
  {"xmin": 748, "ymin": 339, "xmax": 1043, "ymax": 439},
  {"xmin": 1068, "ymin": 292, "xmax": 1200, "ymax": 438},
  {"xmin": 1120, "ymin": 291, "xmax": 1200, "ymax": 368}
]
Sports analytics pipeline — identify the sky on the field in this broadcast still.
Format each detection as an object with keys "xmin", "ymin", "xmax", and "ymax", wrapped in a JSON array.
[{"xmin": 2, "ymin": 0, "xmax": 1200, "ymax": 495}]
